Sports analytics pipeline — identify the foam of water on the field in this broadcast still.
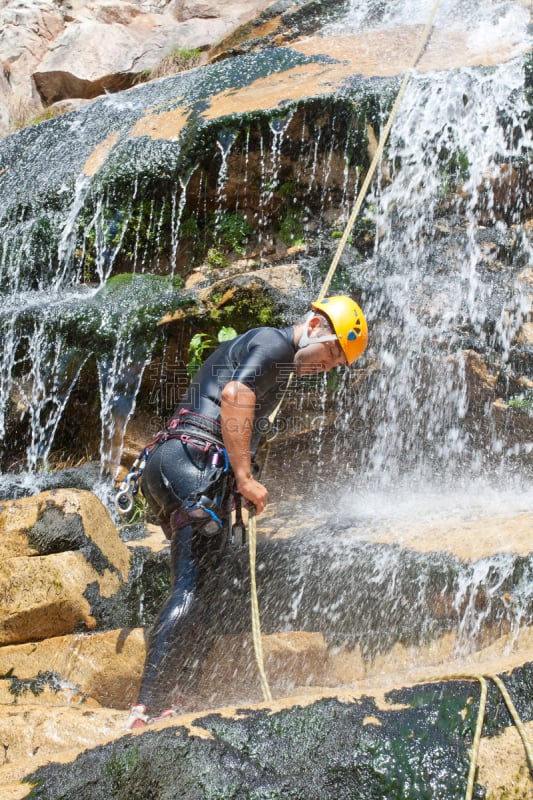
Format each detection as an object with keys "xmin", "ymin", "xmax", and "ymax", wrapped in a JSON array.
[
  {"xmin": 335, "ymin": 479, "xmax": 533, "ymax": 528},
  {"xmin": 326, "ymin": 0, "xmax": 531, "ymax": 54}
]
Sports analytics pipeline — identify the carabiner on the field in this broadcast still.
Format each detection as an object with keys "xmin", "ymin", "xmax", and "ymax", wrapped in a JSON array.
[{"xmin": 115, "ymin": 487, "xmax": 135, "ymax": 515}]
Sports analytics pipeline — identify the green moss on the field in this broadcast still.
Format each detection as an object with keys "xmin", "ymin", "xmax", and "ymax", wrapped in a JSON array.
[
  {"xmin": 180, "ymin": 211, "xmax": 201, "ymax": 242},
  {"xmin": 210, "ymin": 290, "xmax": 280, "ymax": 331},
  {"xmin": 57, "ymin": 273, "xmax": 190, "ymax": 357},
  {"xmin": 105, "ymin": 744, "xmax": 141, "ymax": 789},
  {"xmin": 508, "ymin": 392, "xmax": 533, "ymax": 415},
  {"xmin": 278, "ymin": 207, "xmax": 304, "ymax": 246},
  {"xmin": 0, "ymin": 668, "xmax": 63, "ymax": 698}
]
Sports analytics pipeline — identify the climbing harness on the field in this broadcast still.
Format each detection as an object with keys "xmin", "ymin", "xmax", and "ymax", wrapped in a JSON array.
[
  {"xmin": 114, "ymin": 409, "xmax": 228, "ymax": 519},
  {"xmin": 248, "ymin": 0, "xmax": 444, "ymax": 704}
]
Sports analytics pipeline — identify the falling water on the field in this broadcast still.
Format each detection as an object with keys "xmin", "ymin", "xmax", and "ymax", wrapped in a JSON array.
[
  {"xmin": 264, "ymin": 0, "xmax": 533, "ymax": 665},
  {"xmin": 315, "ymin": 0, "xmax": 533, "ymax": 496}
]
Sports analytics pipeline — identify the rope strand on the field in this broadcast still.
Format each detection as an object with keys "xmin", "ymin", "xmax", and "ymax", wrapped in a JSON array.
[
  {"xmin": 248, "ymin": 509, "xmax": 272, "ymax": 702},
  {"xmin": 318, "ymin": 0, "xmax": 442, "ymax": 301},
  {"xmin": 247, "ymin": 0, "xmax": 442, "ymax": 707},
  {"xmin": 245, "ymin": 3, "xmax": 533, "ymax": 796}
]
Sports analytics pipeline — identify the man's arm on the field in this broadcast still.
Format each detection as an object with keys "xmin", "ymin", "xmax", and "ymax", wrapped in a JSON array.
[{"xmin": 220, "ymin": 380, "xmax": 269, "ymax": 513}]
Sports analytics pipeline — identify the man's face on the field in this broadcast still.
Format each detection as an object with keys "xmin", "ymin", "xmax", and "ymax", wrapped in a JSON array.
[{"xmin": 293, "ymin": 330, "xmax": 347, "ymax": 375}]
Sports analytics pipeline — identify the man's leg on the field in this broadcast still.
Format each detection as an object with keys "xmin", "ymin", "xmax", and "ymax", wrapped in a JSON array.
[
  {"xmin": 133, "ymin": 521, "xmax": 200, "ymax": 718},
  {"xmin": 131, "ymin": 515, "xmax": 228, "ymax": 722}
]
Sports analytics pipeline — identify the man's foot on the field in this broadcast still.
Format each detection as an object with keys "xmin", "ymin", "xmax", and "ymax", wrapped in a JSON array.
[
  {"xmin": 126, "ymin": 703, "xmax": 149, "ymax": 730},
  {"xmin": 150, "ymin": 707, "xmax": 178, "ymax": 724},
  {"xmin": 151, "ymin": 697, "xmax": 198, "ymax": 724}
]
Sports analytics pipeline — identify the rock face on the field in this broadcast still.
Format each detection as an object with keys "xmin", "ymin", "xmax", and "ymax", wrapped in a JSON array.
[
  {"xmin": 0, "ymin": 489, "xmax": 533, "ymax": 800},
  {"xmin": 0, "ymin": 490, "xmax": 132, "ymax": 644},
  {"xmin": 0, "ymin": 0, "xmax": 275, "ymax": 135}
]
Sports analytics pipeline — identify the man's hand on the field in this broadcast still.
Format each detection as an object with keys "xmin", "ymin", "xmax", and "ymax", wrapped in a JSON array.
[
  {"xmin": 237, "ymin": 475, "xmax": 269, "ymax": 514},
  {"xmin": 220, "ymin": 380, "xmax": 269, "ymax": 514}
]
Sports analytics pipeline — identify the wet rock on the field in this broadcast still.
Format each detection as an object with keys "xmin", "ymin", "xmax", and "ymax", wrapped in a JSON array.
[
  {"xmin": 10, "ymin": 664, "xmax": 533, "ymax": 800},
  {"xmin": 0, "ymin": 494, "xmax": 532, "ymax": 797},
  {"xmin": 0, "ymin": 705, "xmax": 127, "ymax": 800},
  {"xmin": 0, "ymin": 489, "xmax": 131, "ymax": 644},
  {"xmin": 0, "ymin": 628, "xmax": 145, "ymax": 709}
]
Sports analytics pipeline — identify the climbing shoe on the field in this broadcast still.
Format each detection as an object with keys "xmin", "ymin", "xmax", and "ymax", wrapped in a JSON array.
[
  {"xmin": 150, "ymin": 707, "xmax": 178, "ymax": 724},
  {"xmin": 126, "ymin": 703, "xmax": 149, "ymax": 730}
]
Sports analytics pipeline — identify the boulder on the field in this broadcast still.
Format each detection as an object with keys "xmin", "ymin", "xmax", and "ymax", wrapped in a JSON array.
[
  {"xmin": 0, "ymin": 0, "xmax": 277, "ymax": 133},
  {"xmin": 0, "ymin": 705, "xmax": 126, "ymax": 800},
  {"xmin": 0, "ymin": 628, "xmax": 146, "ymax": 708},
  {"xmin": 0, "ymin": 489, "xmax": 131, "ymax": 645},
  {"xmin": 177, "ymin": 0, "xmax": 273, "ymax": 24},
  {"xmin": 32, "ymin": 16, "xmax": 185, "ymax": 105},
  {"xmin": 0, "ymin": 0, "xmax": 64, "ymax": 129},
  {"xmin": 0, "ymin": 488, "xmax": 130, "ymax": 572}
]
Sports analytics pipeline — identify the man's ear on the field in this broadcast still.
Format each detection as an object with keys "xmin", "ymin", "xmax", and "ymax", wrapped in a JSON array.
[{"xmin": 307, "ymin": 315, "xmax": 322, "ymax": 336}]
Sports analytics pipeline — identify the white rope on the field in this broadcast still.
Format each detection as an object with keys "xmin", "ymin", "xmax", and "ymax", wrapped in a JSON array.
[{"xmin": 248, "ymin": 0, "xmax": 442, "ymax": 704}]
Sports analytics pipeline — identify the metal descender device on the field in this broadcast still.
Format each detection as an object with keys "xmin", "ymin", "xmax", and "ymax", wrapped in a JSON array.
[{"xmin": 114, "ymin": 448, "xmax": 150, "ymax": 516}]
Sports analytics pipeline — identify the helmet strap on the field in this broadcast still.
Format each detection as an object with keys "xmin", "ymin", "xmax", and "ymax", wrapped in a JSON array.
[{"xmin": 298, "ymin": 312, "xmax": 339, "ymax": 350}]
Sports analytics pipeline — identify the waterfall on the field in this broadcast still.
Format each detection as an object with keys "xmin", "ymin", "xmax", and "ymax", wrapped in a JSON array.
[
  {"xmin": 318, "ymin": 2, "xmax": 533, "ymax": 496},
  {"xmin": 0, "ymin": 0, "xmax": 530, "ymax": 502}
]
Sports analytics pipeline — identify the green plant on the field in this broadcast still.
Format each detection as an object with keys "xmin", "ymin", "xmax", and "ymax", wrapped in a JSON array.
[
  {"xmin": 279, "ymin": 178, "xmax": 299, "ymax": 198},
  {"xmin": 169, "ymin": 46, "xmax": 201, "ymax": 61},
  {"xmin": 216, "ymin": 212, "xmax": 253, "ymax": 254},
  {"xmin": 217, "ymin": 326, "xmax": 238, "ymax": 343},
  {"xmin": 187, "ymin": 326, "xmax": 237, "ymax": 376},
  {"xmin": 187, "ymin": 332, "xmax": 213, "ymax": 376},
  {"xmin": 439, "ymin": 146, "xmax": 470, "ymax": 197},
  {"xmin": 508, "ymin": 392, "xmax": 533, "ymax": 415},
  {"xmin": 180, "ymin": 212, "xmax": 201, "ymax": 241},
  {"xmin": 210, "ymin": 292, "xmax": 279, "ymax": 330},
  {"xmin": 149, "ymin": 47, "xmax": 202, "ymax": 80},
  {"xmin": 8, "ymin": 97, "xmax": 67, "ymax": 134},
  {"xmin": 207, "ymin": 247, "xmax": 231, "ymax": 268},
  {"xmin": 278, "ymin": 207, "xmax": 304, "ymax": 246},
  {"xmin": 331, "ymin": 230, "xmax": 353, "ymax": 244},
  {"xmin": 132, "ymin": 68, "xmax": 153, "ymax": 85},
  {"xmin": 128, "ymin": 494, "xmax": 149, "ymax": 524}
]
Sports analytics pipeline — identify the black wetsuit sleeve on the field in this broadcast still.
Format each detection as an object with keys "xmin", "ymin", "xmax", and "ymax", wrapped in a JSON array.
[
  {"xmin": 176, "ymin": 326, "xmax": 295, "ymax": 428},
  {"xmin": 230, "ymin": 328, "xmax": 295, "ymax": 403}
]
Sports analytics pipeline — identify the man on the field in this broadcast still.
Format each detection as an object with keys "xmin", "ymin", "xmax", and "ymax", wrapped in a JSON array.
[{"xmin": 126, "ymin": 295, "xmax": 367, "ymax": 728}]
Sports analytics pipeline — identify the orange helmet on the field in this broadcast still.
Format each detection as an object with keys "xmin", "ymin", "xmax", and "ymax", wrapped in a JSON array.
[{"xmin": 312, "ymin": 295, "xmax": 368, "ymax": 365}]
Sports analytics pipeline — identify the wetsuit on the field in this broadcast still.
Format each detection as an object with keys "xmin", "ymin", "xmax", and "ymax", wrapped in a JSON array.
[{"xmin": 137, "ymin": 326, "xmax": 296, "ymax": 714}]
